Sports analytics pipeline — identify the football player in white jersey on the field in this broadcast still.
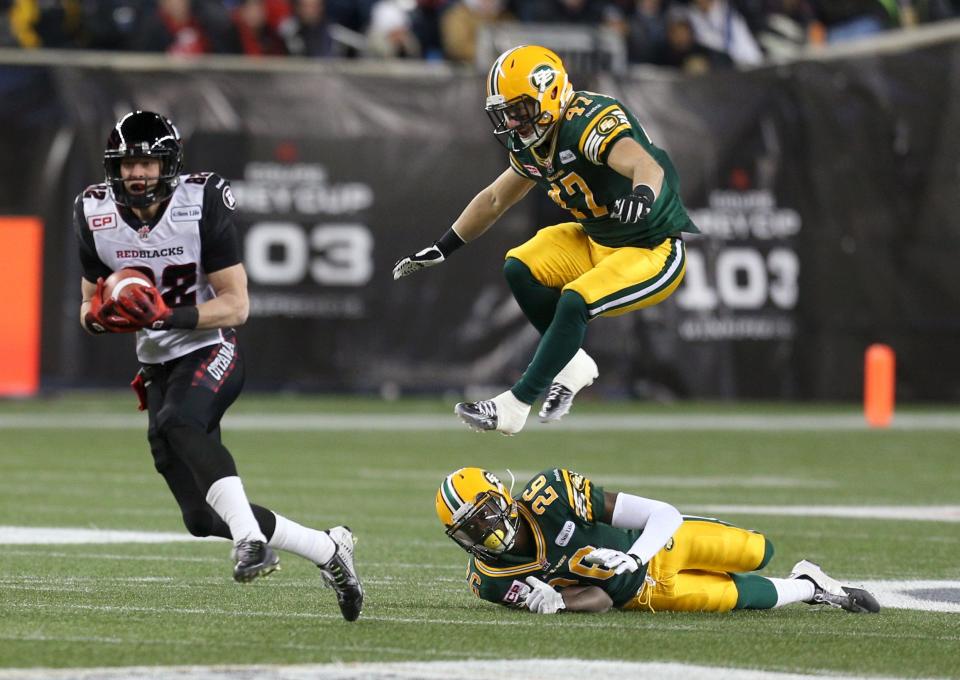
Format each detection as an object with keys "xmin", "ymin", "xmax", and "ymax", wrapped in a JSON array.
[{"xmin": 75, "ymin": 111, "xmax": 363, "ymax": 621}]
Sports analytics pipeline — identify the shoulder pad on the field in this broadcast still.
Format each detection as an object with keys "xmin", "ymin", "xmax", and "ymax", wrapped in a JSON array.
[
  {"xmin": 80, "ymin": 184, "xmax": 109, "ymax": 200},
  {"xmin": 557, "ymin": 469, "xmax": 596, "ymax": 522}
]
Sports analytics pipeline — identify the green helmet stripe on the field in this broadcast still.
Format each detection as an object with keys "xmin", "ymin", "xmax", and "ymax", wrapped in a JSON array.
[
  {"xmin": 488, "ymin": 45, "xmax": 524, "ymax": 97},
  {"xmin": 441, "ymin": 476, "xmax": 463, "ymax": 514}
]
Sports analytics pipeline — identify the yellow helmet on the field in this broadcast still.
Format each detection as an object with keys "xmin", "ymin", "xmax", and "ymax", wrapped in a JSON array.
[
  {"xmin": 485, "ymin": 45, "xmax": 574, "ymax": 152},
  {"xmin": 436, "ymin": 467, "xmax": 519, "ymax": 560}
]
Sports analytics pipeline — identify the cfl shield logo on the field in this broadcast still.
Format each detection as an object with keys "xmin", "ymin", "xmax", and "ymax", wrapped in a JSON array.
[
  {"xmin": 597, "ymin": 115, "xmax": 619, "ymax": 135},
  {"xmin": 529, "ymin": 65, "xmax": 556, "ymax": 92},
  {"xmin": 483, "ymin": 471, "xmax": 501, "ymax": 486}
]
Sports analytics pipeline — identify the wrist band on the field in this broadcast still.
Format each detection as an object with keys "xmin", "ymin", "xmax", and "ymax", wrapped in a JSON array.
[
  {"xmin": 633, "ymin": 184, "xmax": 656, "ymax": 204},
  {"xmin": 167, "ymin": 306, "xmax": 199, "ymax": 330},
  {"xmin": 435, "ymin": 228, "xmax": 466, "ymax": 257}
]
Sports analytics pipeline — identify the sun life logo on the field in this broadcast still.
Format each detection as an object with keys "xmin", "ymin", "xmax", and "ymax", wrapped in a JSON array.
[{"xmin": 530, "ymin": 65, "xmax": 556, "ymax": 93}]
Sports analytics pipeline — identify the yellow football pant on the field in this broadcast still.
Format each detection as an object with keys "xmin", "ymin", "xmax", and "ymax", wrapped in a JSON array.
[
  {"xmin": 505, "ymin": 223, "xmax": 686, "ymax": 318},
  {"xmin": 622, "ymin": 519, "xmax": 769, "ymax": 613}
]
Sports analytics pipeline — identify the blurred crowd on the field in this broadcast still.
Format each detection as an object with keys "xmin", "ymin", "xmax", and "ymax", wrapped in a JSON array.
[{"xmin": 0, "ymin": 0, "xmax": 957, "ymax": 71}]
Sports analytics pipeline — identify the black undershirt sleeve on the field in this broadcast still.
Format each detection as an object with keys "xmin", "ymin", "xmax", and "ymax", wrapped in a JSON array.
[
  {"xmin": 199, "ymin": 174, "xmax": 242, "ymax": 275},
  {"xmin": 73, "ymin": 191, "xmax": 112, "ymax": 283}
]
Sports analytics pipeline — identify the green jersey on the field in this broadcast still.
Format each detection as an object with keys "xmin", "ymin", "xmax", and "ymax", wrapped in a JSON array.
[
  {"xmin": 466, "ymin": 468, "xmax": 647, "ymax": 608},
  {"xmin": 508, "ymin": 91, "xmax": 698, "ymax": 248}
]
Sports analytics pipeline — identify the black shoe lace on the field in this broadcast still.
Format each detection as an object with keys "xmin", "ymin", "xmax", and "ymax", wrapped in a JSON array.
[
  {"xmin": 545, "ymin": 383, "xmax": 566, "ymax": 405},
  {"xmin": 235, "ymin": 540, "xmax": 263, "ymax": 563}
]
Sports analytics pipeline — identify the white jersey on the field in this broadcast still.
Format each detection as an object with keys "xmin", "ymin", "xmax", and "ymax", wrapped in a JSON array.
[{"xmin": 75, "ymin": 172, "xmax": 241, "ymax": 364}]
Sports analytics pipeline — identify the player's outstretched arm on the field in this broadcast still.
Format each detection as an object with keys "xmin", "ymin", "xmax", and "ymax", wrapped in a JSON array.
[
  {"xmin": 392, "ymin": 168, "xmax": 535, "ymax": 280},
  {"xmin": 523, "ymin": 577, "xmax": 613, "ymax": 614},
  {"xmin": 559, "ymin": 585, "xmax": 614, "ymax": 613}
]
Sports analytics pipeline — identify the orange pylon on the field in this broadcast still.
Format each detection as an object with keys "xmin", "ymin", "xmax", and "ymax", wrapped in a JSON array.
[{"xmin": 864, "ymin": 344, "xmax": 895, "ymax": 428}]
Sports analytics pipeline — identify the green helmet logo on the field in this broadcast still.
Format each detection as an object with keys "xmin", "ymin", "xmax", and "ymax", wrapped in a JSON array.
[{"xmin": 530, "ymin": 65, "xmax": 556, "ymax": 93}]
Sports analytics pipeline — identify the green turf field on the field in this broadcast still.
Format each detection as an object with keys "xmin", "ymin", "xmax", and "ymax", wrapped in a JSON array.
[{"xmin": 1, "ymin": 394, "xmax": 958, "ymax": 678}]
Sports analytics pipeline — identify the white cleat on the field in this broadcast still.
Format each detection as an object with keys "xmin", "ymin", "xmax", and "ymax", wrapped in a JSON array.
[
  {"xmin": 788, "ymin": 559, "xmax": 846, "ymax": 596},
  {"xmin": 539, "ymin": 349, "xmax": 599, "ymax": 423},
  {"xmin": 788, "ymin": 559, "xmax": 880, "ymax": 614},
  {"xmin": 455, "ymin": 390, "xmax": 530, "ymax": 435},
  {"xmin": 319, "ymin": 526, "xmax": 364, "ymax": 622}
]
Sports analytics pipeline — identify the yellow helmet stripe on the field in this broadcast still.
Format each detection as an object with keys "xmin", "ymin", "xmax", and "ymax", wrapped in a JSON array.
[{"xmin": 487, "ymin": 45, "xmax": 526, "ymax": 98}]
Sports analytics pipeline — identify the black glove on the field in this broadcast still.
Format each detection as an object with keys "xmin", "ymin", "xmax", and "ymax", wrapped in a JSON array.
[{"xmin": 612, "ymin": 184, "xmax": 656, "ymax": 224}]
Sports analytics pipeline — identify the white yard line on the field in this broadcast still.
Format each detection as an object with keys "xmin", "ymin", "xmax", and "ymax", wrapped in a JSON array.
[
  {"xmin": 0, "ymin": 659, "xmax": 933, "ymax": 680},
  {"xmin": 1, "ymin": 412, "xmax": 959, "ymax": 431},
  {"xmin": 0, "ymin": 527, "xmax": 218, "ymax": 544},
  {"xmin": 684, "ymin": 505, "xmax": 960, "ymax": 522},
  {"xmin": 857, "ymin": 580, "xmax": 960, "ymax": 614},
  {"xmin": 3, "ymin": 502, "xmax": 957, "ymax": 549}
]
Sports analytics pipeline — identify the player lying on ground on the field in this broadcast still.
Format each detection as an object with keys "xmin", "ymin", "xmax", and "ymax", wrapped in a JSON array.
[
  {"xmin": 394, "ymin": 45, "xmax": 699, "ymax": 435},
  {"xmin": 75, "ymin": 111, "xmax": 362, "ymax": 621},
  {"xmin": 436, "ymin": 467, "xmax": 879, "ymax": 614}
]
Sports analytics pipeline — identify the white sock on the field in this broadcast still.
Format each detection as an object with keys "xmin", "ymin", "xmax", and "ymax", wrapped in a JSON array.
[
  {"xmin": 769, "ymin": 577, "xmax": 816, "ymax": 607},
  {"xmin": 205, "ymin": 476, "xmax": 266, "ymax": 543},
  {"xmin": 491, "ymin": 390, "xmax": 531, "ymax": 434},
  {"xmin": 270, "ymin": 513, "xmax": 336, "ymax": 566},
  {"xmin": 553, "ymin": 349, "xmax": 599, "ymax": 393}
]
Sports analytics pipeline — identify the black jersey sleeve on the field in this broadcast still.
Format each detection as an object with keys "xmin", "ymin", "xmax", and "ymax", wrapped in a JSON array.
[
  {"xmin": 73, "ymin": 191, "xmax": 112, "ymax": 283},
  {"xmin": 507, "ymin": 153, "xmax": 534, "ymax": 179},
  {"xmin": 199, "ymin": 174, "xmax": 242, "ymax": 274}
]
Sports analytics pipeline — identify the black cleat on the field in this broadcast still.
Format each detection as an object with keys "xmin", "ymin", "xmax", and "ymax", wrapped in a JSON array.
[
  {"xmin": 319, "ymin": 526, "xmax": 364, "ymax": 622},
  {"xmin": 538, "ymin": 383, "xmax": 575, "ymax": 422},
  {"xmin": 454, "ymin": 400, "xmax": 498, "ymax": 432},
  {"xmin": 232, "ymin": 539, "xmax": 280, "ymax": 583}
]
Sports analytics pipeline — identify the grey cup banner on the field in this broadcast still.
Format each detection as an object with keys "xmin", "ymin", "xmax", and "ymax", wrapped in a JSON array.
[{"xmin": 1, "ymin": 41, "xmax": 958, "ymax": 400}]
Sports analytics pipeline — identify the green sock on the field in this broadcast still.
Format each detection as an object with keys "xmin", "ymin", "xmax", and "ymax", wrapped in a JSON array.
[
  {"xmin": 503, "ymin": 257, "xmax": 560, "ymax": 334},
  {"xmin": 511, "ymin": 291, "xmax": 589, "ymax": 404},
  {"xmin": 730, "ymin": 573, "xmax": 779, "ymax": 610}
]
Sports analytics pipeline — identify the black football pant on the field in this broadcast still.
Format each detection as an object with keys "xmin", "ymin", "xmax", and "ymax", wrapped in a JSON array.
[{"xmin": 141, "ymin": 331, "xmax": 276, "ymax": 541}]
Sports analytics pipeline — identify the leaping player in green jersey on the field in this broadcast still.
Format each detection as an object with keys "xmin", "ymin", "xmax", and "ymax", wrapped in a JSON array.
[
  {"xmin": 393, "ymin": 44, "xmax": 699, "ymax": 434},
  {"xmin": 436, "ymin": 467, "xmax": 880, "ymax": 615}
]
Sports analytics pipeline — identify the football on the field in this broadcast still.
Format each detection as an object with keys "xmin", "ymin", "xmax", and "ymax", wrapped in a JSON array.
[{"xmin": 102, "ymin": 268, "xmax": 154, "ymax": 303}]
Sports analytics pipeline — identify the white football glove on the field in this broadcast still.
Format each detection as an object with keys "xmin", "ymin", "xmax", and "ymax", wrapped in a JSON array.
[
  {"xmin": 523, "ymin": 576, "xmax": 565, "ymax": 614},
  {"xmin": 583, "ymin": 548, "xmax": 641, "ymax": 575},
  {"xmin": 392, "ymin": 244, "xmax": 445, "ymax": 280}
]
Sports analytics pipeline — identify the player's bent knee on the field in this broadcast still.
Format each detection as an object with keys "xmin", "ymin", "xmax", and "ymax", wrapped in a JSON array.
[
  {"xmin": 156, "ymin": 405, "xmax": 189, "ymax": 435},
  {"xmin": 181, "ymin": 509, "xmax": 215, "ymax": 537},
  {"xmin": 757, "ymin": 537, "xmax": 774, "ymax": 569},
  {"xmin": 503, "ymin": 256, "xmax": 534, "ymax": 287},
  {"xmin": 148, "ymin": 433, "xmax": 172, "ymax": 473},
  {"xmin": 555, "ymin": 290, "xmax": 589, "ymax": 323}
]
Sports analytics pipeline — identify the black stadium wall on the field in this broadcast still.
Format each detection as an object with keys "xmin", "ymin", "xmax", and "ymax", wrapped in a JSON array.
[{"xmin": 0, "ymin": 35, "xmax": 957, "ymax": 400}]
